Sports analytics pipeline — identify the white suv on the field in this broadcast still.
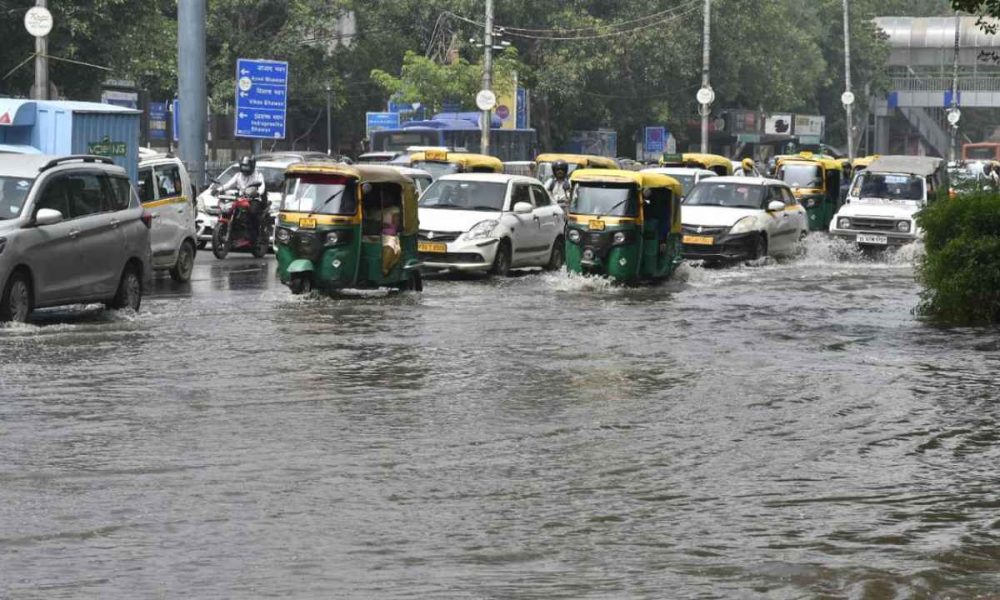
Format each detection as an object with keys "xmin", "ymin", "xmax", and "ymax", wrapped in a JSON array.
[
  {"xmin": 137, "ymin": 153, "xmax": 197, "ymax": 281},
  {"xmin": 417, "ymin": 174, "xmax": 565, "ymax": 275}
]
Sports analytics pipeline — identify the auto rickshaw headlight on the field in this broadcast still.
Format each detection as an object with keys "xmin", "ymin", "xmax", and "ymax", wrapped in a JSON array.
[
  {"xmin": 325, "ymin": 231, "xmax": 345, "ymax": 247},
  {"xmin": 896, "ymin": 220, "xmax": 911, "ymax": 233},
  {"xmin": 276, "ymin": 227, "xmax": 292, "ymax": 245},
  {"xmin": 567, "ymin": 228, "xmax": 582, "ymax": 244},
  {"xmin": 612, "ymin": 231, "xmax": 627, "ymax": 245},
  {"xmin": 838, "ymin": 217, "xmax": 851, "ymax": 230}
]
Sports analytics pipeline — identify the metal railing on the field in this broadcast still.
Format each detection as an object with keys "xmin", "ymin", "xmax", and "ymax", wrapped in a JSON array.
[{"xmin": 890, "ymin": 76, "xmax": 1000, "ymax": 92}]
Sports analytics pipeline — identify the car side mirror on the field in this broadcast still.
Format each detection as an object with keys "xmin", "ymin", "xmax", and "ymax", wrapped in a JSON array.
[
  {"xmin": 767, "ymin": 200, "xmax": 786, "ymax": 212},
  {"xmin": 35, "ymin": 208, "xmax": 64, "ymax": 226},
  {"xmin": 513, "ymin": 201, "xmax": 533, "ymax": 214}
]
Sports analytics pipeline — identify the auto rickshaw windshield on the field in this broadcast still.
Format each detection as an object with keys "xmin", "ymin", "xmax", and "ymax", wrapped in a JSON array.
[
  {"xmin": 571, "ymin": 183, "xmax": 639, "ymax": 217},
  {"xmin": 411, "ymin": 161, "xmax": 461, "ymax": 180},
  {"xmin": 778, "ymin": 164, "xmax": 823, "ymax": 189},
  {"xmin": 281, "ymin": 175, "xmax": 357, "ymax": 215}
]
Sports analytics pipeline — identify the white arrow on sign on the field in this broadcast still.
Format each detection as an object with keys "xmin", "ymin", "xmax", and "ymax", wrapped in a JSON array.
[
  {"xmin": 239, "ymin": 112, "xmax": 248, "ymax": 118},
  {"xmin": 241, "ymin": 68, "xmax": 249, "ymax": 76}
]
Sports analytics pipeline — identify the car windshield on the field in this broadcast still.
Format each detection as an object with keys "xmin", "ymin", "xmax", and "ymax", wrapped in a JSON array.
[
  {"xmin": 852, "ymin": 172, "xmax": 925, "ymax": 202},
  {"xmin": 778, "ymin": 164, "xmax": 823, "ymax": 189},
  {"xmin": 684, "ymin": 182, "xmax": 766, "ymax": 209},
  {"xmin": 419, "ymin": 180, "xmax": 506, "ymax": 212},
  {"xmin": 0, "ymin": 176, "xmax": 33, "ymax": 220},
  {"xmin": 571, "ymin": 183, "xmax": 639, "ymax": 217},
  {"xmin": 411, "ymin": 161, "xmax": 461, "ymax": 181},
  {"xmin": 281, "ymin": 175, "xmax": 357, "ymax": 215}
]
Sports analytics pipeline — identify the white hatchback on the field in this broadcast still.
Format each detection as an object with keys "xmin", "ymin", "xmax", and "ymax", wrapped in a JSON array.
[
  {"xmin": 681, "ymin": 177, "xmax": 809, "ymax": 262},
  {"xmin": 137, "ymin": 154, "xmax": 198, "ymax": 282},
  {"xmin": 417, "ymin": 174, "xmax": 565, "ymax": 275}
]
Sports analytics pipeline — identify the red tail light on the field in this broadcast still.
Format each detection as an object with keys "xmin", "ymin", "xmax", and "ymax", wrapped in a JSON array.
[{"xmin": 140, "ymin": 212, "xmax": 153, "ymax": 229}]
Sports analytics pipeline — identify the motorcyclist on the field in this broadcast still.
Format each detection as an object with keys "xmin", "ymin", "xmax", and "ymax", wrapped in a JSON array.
[
  {"xmin": 737, "ymin": 157, "xmax": 760, "ymax": 177},
  {"xmin": 216, "ymin": 155, "xmax": 267, "ymax": 247},
  {"xmin": 545, "ymin": 160, "xmax": 572, "ymax": 208}
]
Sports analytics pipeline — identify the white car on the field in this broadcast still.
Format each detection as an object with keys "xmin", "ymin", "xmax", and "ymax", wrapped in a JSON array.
[
  {"xmin": 195, "ymin": 156, "xmax": 298, "ymax": 249},
  {"xmin": 681, "ymin": 176, "xmax": 809, "ymax": 262},
  {"xmin": 641, "ymin": 167, "xmax": 716, "ymax": 199},
  {"xmin": 830, "ymin": 156, "xmax": 944, "ymax": 248},
  {"xmin": 137, "ymin": 153, "xmax": 198, "ymax": 281},
  {"xmin": 417, "ymin": 174, "xmax": 565, "ymax": 275},
  {"xmin": 384, "ymin": 166, "xmax": 433, "ymax": 196}
]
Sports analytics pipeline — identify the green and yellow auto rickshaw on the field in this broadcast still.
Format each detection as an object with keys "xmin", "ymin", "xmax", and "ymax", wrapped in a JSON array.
[
  {"xmin": 775, "ymin": 152, "xmax": 844, "ymax": 230},
  {"xmin": 275, "ymin": 163, "xmax": 423, "ymax": 294},
  {"xmin": 409, "ymin": 150, "xmax": 503, "ymax": 180},
  {"xmin": 659, "ymin": 152, "xmax": 733, "ymax": 176},
  {"xmin": 564, "ymin": 169, "xmax": 683, "ymax": 283}
]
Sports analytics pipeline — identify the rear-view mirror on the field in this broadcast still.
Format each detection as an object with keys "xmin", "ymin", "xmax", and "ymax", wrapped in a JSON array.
[
  {"xmin": 767, "ymin": 200, "xmax": 786, "ymax": 212},
  {"xmin": 35, "ymin": 208, "xmax": 64, "ymax": 226},
  {"xmin": 512, "ymin": 201, "xmax": 533, "ymax": 214}
]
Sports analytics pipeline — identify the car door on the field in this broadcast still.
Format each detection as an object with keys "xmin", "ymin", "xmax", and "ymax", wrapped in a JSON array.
[
  {"xmin": 766, "ymin": 185, "xmax": 796, "ymax": 253},
  {"xmin": 137, "ymin": 165, "xmax": 170, "ymax": 265},
  {"xmin": 781, "ymin": 187, "xmax": 807, "ymax": 241},
  {"xmin": 69, "ymin": 171, "xmax": 125, "ymax": 299},
  {"xmin": 153, "ymin": 161, "xmax": 192, "ymax": 264},
  {"xmin": 506, "ymin": 182, "xmax": 542, "ymax": 266},
  {"xmin": 24, "ymin": 174, "xmax": 81, "ymax": 304},
  {"xmin": 530, "ymin": 183, "xmax": 562, "ymax": 260}
]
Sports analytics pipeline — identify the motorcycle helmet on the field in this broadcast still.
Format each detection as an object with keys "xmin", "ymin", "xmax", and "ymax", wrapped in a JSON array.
[
  {"xmin": 741, "ymin": 157, "xmax": 755, "ymax": 175},
  {"xmin": 239, "ymin": 154, "xmax": 256, "ymax": 175},
  {"xmin": 552, "ymin": 159, "xmax": 569, "ymax": 178}
]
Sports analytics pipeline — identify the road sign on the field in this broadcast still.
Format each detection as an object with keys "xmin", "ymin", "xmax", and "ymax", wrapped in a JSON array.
[
  {"xmin": 149, "ymin": 102, "xmax": 167, "ymax": 141},
  {"xmin": 366, "ymin": 112, "xmax": 400, "ymax": 139},
  {"xmin": 697, "ymin": 87, "xmax": 715, "ymax": 105},
  {"xmin": 476, "ymin": 90, "xmax": 497, "ymax": 111},
  {"xmin": 841, "ymin": 91, "xmax": 855, "ymax": 106},
  {"xmin": 235, "ymin": 58, "xmax": 288, "ymax": 140},
  {"xmin": 24, "ymin": 7, "xmax": 53, "ymax": 38},
  {"xmin": 644, "ymin": 126, "xmax": 666, "ymax": 154}
]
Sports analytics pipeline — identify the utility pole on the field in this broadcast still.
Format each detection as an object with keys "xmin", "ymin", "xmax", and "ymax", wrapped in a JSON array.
[
  {"xmin": 842, "ymin": 0, "xmax": 855, "ymax": 162},
  {"xmin": 32, "ymin": 0, "xmax": 49, "ymax": 100},
  {"xmin": 178, "ymin": 0, "xmax": 207, "ymax": 188},
  {"xmin": 700, "ymin": 0, "xmax": 711, "ymax": 154},
  {"xmin": 480, "ymin": 0, "xmax": 494, "ymax": 155},
  {"xmin": 326, "ymin": 84, "xmax": 332, "ymax": 156},
  {"xmin": 949, "ymin": 10, "xmax": 961, "ymax": 162}
]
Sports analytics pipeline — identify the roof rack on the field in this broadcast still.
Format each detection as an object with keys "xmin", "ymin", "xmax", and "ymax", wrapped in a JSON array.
[{"xmin": 40, "ymin": 155, "xmax": 116, "ymax": 172}]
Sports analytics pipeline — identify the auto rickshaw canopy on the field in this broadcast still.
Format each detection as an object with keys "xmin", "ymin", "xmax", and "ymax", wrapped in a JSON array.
[
  {"xmin": 408, "ymin": 150, "xmax": 503, "ymax": 173},
  {"xmin": 659, "ymin": 152, "xmax": 733, "ymax": 175},
  {"xmin": 535, "ymin": 153, "xmax": 618, "ymax": 169}
]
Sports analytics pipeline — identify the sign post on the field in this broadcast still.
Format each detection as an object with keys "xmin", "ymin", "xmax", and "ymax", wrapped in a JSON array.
[{"xmin": 235, "ymin": 58, "xmax": 288, "ymax": 140}]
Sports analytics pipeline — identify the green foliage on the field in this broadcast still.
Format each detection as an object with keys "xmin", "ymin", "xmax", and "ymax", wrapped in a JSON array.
[{"xmin": 916, "ymin": 191, "xmax": 1000, "ymax": 325}]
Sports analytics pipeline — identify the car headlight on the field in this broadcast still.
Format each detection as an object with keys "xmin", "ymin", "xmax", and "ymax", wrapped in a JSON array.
[
  {"xmin": 896, "ymin": 220, "xmax": 911, "ymax": 233},
  {"xmin": 567, "ymin": 228, "xmax": 582, "ymax": 244},
  {"xmin": 838, "ymin": 217, "xmax": 851, "ymax": 230},
  {"xmin": 612, "ymin": 231, "xmax": 627, "ymax": 245},
  {"xmin": 461, "ymin": 219, "xmax": 499, "ymax": 241},
  {"xmin": 729, "ymin": 216, "xmax": 758, "ymax": 235},
  {"xmin": 276, "ymin": 227, "xmax": 292, "ymax": 245}
]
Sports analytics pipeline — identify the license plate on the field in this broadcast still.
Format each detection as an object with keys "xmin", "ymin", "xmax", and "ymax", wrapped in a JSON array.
[
  {"xmin": 299, "ymin": 217, "xmax": 317, "ymax": 229},
  {"xmin": 682, "ymin": 235, "xmax": 714, "ymax": 245},
  {"xmin": 857, "ymin": 233, "xmax": 888, "ymax": 245},
  {"xmin": 588, "ymin": 220, "xmax": 606, "ymax": 231},
  {"xmin": 418, "ymin": 241, "xmax": 447, "ymax": 253}
]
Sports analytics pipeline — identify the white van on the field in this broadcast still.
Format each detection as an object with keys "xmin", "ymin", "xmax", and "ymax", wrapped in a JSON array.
[{"xmin": 137, "ymin": 153, "xmax": 198, "ymax": 282}]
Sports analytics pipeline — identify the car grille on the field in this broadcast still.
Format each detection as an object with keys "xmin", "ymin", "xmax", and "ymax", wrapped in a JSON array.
[
  {"xmin": 418, "ymin": 230, "xmax": 463, "ymax": 243},
  {"xmin": 420, "ymin": 252, "xmax": 484, "ymax": 264},
  {"xmin": 846, "ymin": 217, "xmax": 896, "ymax": 231},
  {"xmin": 681, "ymin": 225, "xmax": 730, "ymax": 236}
]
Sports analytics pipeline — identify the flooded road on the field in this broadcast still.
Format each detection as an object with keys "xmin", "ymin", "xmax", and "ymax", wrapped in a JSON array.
[{"xmin": 1, "ymin": 237, "xmax": 999, "ymax": 598}]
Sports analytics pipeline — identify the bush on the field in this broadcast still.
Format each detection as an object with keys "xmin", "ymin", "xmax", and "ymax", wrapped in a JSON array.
[{"xmin": 917, "ymin": 191, "xmax": 1000, "ymax": 325}]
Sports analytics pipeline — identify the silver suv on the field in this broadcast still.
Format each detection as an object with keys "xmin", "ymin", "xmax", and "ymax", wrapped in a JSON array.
[{"xmin": 0, "ymin": 155, "xmax": 152, "ymax": 323}]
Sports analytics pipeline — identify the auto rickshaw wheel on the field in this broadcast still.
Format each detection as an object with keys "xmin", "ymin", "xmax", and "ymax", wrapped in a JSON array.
[
  {"xmin": 490, "ymin": 240, "xmax": 512, "ymax": 277},
  {"xmin": 289, "ymin": 275, "xmax": 312, "ymax": 295}
]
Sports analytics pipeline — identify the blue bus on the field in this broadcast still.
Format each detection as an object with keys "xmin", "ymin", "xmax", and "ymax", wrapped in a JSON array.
[{"xmin": 369, "ymin": 112, "xmax": 537, "ymax": 162}]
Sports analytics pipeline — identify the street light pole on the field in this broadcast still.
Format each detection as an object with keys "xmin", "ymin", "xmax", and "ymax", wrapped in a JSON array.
[
  {"xmin": 949, "ymin": 10, "xmax": 961, "ymax": 162},
  {"xmin": 32, "ymin": 0, "xmax": 49, "ymax": 100},
  {"xmin": 178, "ymin": 0, "xmax": 207, "ymax": 187},
  {"xmin": 326, "ymin": 84, "xmax": 332, "ymax": 156},
  {"xmin": 700, "ymin": 0, "xmax": 711, "ymax": 154},
  {"xmin": 843, "ymin": 0, "xmax": 854, "ymax": 162},
  {"xmin": 480, "ymin": 0, "xmax": 494, "ymax": 155}
]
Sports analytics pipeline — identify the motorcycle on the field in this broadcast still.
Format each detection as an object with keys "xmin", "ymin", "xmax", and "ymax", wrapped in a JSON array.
[{"xmin": 211, "ymin": 183, "xmax": 273, "ymax": 260}]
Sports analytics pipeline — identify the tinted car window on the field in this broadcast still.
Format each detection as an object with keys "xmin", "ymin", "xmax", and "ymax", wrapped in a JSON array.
[
  {"xmin": 137, "ymin": 168, "xmax": 156, "ymax": 203},
  {"xmin": 67, "ymin": 173, "xmax": 108, "ymax": 218},
  {"xmin": 108, "ymin": 176, "xmax": 134, "ymax": 211},
  {"xmin": 531, "ymin": 185, "xmax": 552, "ymax": 207},
  {"xmin": 35, "ymin": 177, "xmax": 71, "ymax": 217},
  {"xmin": 0, "ymin": 176, "xmax": 33, "ymax": 220},
  {"xmin": 510, "ymin": 184, "xmax": 532, "ymax": 209}
]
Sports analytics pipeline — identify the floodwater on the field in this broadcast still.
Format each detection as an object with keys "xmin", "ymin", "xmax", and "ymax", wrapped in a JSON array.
[{"xmin": 1, "ymin": 237, "xmax": 998, "ymax": 599}]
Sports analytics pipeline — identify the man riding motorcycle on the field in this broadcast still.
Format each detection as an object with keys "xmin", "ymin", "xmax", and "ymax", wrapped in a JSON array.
[
  {"xmin": 545, "ymin": 160, "xmax": 572, "ymax": 208},
  {"xmin": 215, "ymin": 155, "xmax": 267, "ymax": 247}
]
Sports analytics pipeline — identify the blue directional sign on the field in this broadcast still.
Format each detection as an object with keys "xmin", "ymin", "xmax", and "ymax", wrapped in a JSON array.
[
  {"xmin": 149, "ymin": 101, "xmax": 167, "ymax": 141},
  {"xmin": 366, "ymin": 112, "xmax": 400, "ymax": 139},
  {"xmin": 235, "ymin": 58, "xmax": 288, "ymax": 140}
]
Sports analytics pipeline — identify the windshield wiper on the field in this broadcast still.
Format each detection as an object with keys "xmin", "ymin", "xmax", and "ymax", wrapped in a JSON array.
[
  {"xmin": 469, "ymin": 205, "xmax": 501, "ymax": 211},
  {"xmin": 309, "ymin": 189, "xmax": 345, "ymax": 216},
  {"xmin": 595, "ymin": 198, "xmax": 629, "ymax": 220}
]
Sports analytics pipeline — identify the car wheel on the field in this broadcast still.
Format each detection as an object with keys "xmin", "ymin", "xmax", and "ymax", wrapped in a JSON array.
[
  {"xmin": 490, "ymin": 240, "xmax": 512, "ymax": 277},
  {"xmin": 750, "ymin": 234, "xmax": 768, "ymax": 260},
  {"xmin": 0, "ymin": 272, "xmax": 32, "ymax": 323},
  {"xmin": 544, "ymin": 236, "xmax": 565, "ymax": 271},
  {"xmin": 170, "ymin": 240, "xmax": 196, "ymax": 283},
  {"xmin": 212, "ymin": 223, "xmax": 230, "ymax": 260},
  {"xmin": 404, "ymin": 270, "xmax": 423, "ymax": 292},
  {"xmin": 289, "ymin": 274, "xmax": 312, "ymax": 295},
  {"xmin": 107, "ymin": 264, "xmax": 142, "ymax": 312}
]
